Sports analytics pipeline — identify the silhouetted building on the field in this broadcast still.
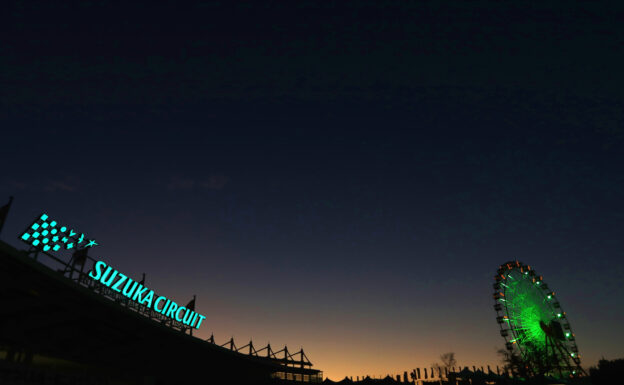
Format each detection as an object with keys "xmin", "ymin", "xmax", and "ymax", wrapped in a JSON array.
[{"xmin": 0, "ymin": 239, "xmax": 322, "ymax": 384}]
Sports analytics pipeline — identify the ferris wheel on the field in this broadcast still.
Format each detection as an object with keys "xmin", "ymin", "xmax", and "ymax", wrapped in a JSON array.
[{"xmin": 493, "ymin": 261, "xmax": 585, "ymax": 378}]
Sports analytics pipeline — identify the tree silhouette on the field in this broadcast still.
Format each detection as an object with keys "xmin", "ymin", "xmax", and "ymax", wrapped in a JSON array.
[
  {"xmin": 440, "ymin": 352, "xmax": 457, "ymax": 373},
  {"xmin": 432, "ymin": 352, "xmax": 457, "ymax": 380},
  {"xmin": 589, "ymin": 358, "xmax": 624, "ymax": 385},
  {"xmin": 498, "ymin": 343, "xmax": 560, "ymax": 379},
  {"xmin": 498, "ymin": 347, "xmax": 528, "ymax": 378}
]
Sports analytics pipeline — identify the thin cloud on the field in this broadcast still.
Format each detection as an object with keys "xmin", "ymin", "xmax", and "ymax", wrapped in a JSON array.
[
  {"xmin": 167, "ymin": 177, "xmax": 195, "ymax": 191},
  {"xmin": 202, "ymin": 175, "xmax": 229, "ymax": 190},
  {"xmin": 44, "ymin": 180, "xmax": 77, "ymax": 192},
  {"xmin": 4, "ymin": 180, "xmax": 28, "ymax": 191}
]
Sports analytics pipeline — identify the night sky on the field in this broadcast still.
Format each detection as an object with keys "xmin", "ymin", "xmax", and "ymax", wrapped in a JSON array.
[{"xmin": 2, "ymin": 0, "xmax": 623, "ymax": 380}]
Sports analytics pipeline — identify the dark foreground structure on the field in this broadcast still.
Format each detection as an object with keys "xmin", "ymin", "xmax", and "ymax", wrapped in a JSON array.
[{"xmin": 0, "ymin": 239, "xmax": 322, "ymax": 385}]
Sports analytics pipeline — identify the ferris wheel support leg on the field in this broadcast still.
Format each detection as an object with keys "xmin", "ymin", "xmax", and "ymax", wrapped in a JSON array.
[{"xmin": 553, "ymin": 339, "xmax": 587, "ymax": 377}]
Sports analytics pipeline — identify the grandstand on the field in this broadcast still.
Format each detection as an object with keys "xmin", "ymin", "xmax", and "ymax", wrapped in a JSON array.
[{"xmin": 0, "ymin": 207, "xmax": 322, "ymax": 384}]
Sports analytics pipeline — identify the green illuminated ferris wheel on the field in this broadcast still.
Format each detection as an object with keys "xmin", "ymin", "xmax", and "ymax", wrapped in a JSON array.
[{"xmin": 493, "ymin": 261, "xmax": 585, "ymax": 378}]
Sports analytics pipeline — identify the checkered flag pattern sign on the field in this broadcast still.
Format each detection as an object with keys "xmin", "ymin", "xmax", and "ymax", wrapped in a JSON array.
[{"xmin": 20, "ymin": 213, "xmax": 98, "ymax": 252}]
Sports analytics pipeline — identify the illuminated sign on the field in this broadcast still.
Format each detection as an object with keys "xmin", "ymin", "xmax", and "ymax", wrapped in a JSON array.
[
  {"xmin": 20, "ymin": 213, "xmax": 98, "ymax": 252},
  {"xmin": 88, "ymin": 260, "xmax": 206, "ymax": 329},
  {"xmin": 20, "ymin": 212, "xmax": 207, "ymax": 329}
]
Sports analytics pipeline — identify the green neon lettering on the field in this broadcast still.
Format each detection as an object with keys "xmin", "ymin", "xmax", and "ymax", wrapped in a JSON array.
[
  {"xmin": 166, "ymin": 302, "xmax": 178, "ymax": 318},
  {"xmin": 190, "ymin": 312, "xmax": 198, "ymax": 327},
  {"xmin": 154, "ymin": 296, "xmax": 167, "ymax": 312},
  {"xmin": 100, "ymin": 267, "xmax": 118, "ymax": 287},
  {"xmin": 175, "ymin": 306, "xmax": 186, "ymax": 322},
  {"xmin": 142, "ymin": 290, "xmax": 154, "ymax": 308},
  {"xmin": 89, "ymin": 261, "xmax": 107, "ymax": 280},
  {"xmin": 182, "ymin": 309, "xmax": 195, "ymax": 325},
  {"xmin": 195, "ymin": 314, "xmax": 206, "ymax": 329},
  {"xmin": 132, "ymin": 284, "xmax": 148, "ymax": 302},
  {"xmin": 111, "ymin": 273, "xmax": 127, "ymax": 293},
  {"xmin": 161, "ymin": 299, "xmax": 171, "ymax": 314},
  {"xmin": 122, "ymin": 279, "xmax": 138, "ymax": 297}
]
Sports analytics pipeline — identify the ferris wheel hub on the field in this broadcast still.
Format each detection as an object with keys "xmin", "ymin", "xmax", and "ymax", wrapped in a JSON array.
[{"xmin": 539, "ymin": 320, "xmax": 552, "ymax": 335}]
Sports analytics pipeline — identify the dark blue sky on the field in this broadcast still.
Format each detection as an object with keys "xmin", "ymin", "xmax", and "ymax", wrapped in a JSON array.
[{"xmin": 2, "ymin": 0, "xmax": 623, "ymax": 379}]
